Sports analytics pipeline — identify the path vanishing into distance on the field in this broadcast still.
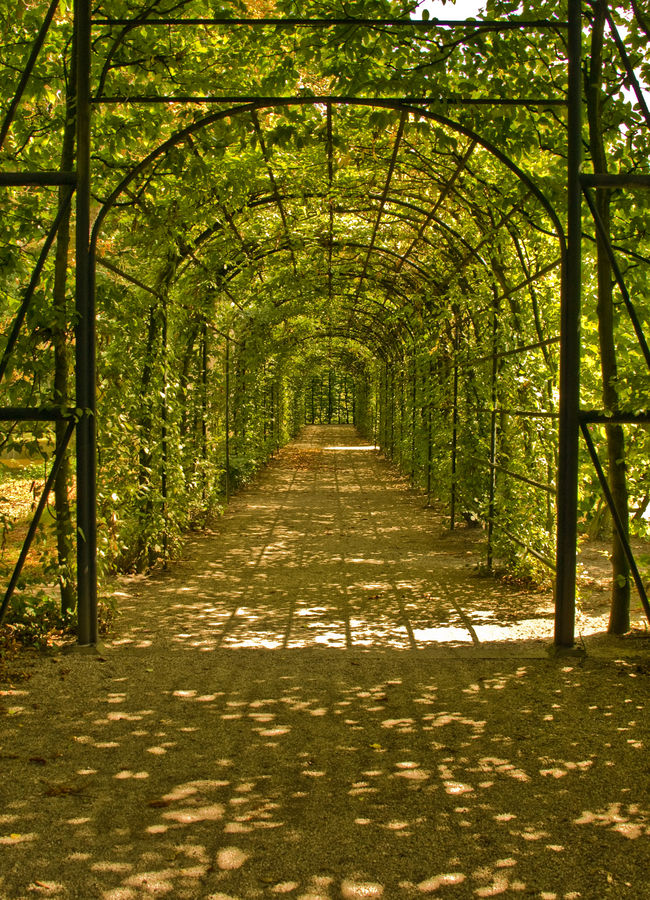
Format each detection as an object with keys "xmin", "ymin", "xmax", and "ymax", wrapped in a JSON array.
[{"xmin": 1, "ymin": 426, "xmax": 649, "ymax": 899}]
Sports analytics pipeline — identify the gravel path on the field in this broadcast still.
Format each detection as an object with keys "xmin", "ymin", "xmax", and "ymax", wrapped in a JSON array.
[{"xmin": 1, "ymin": 426, "xmax": 648, "ymax": 899}]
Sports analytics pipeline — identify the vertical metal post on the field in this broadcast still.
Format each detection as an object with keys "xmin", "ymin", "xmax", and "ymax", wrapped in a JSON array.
[
  {"xmin": 410, "ymin": 352, "xmax": 417, "ymax": 481},
  {"xmin": 201, "ymin": 320, "xmax": 208, "ymax": 503},
  {"xmin": 555, "ymin": 0, "xmax": 582, "ymax": 647},
  {"xmin": 225, "ymin": 334, "xmax": 231, "ymax": 502},
  {"xmin": 426, "ymin": 358, "xmax": 433, "ymax": 504},
  {"xmin": 389, "ymin": 368, "xmax": 395, "ymax": 458},
  {"xmin": 373, "ymin": 370, "xmax": 379, "ymax": 445},
  {"xmin": 487, "ymin": 295, "xmax": 499, "ymax": 571},
  {"xmin": 161, "ymin": 296, "xmax": 168, "ymax": 560},
  {"xmin": 379, "ymin": 362, "xmax": 388, "ymax": 454},
  {"xmin": 450, "ymin": 330, "xmax": 459, "ymax": 531},
  {"xmin": 75, "ymin": 0, "xmax": 96, "ymax": 645}
]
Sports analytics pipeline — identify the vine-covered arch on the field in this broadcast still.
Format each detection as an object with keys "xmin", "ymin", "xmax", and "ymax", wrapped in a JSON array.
[{"xmin": 1, "ymin": 0, "xmax": 649, "ymax": 648}]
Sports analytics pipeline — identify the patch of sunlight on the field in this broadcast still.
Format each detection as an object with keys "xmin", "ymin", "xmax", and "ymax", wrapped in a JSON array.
[
  {"xmin": 271, "ymin": 883, "xmax": 300, "ymax": 894},
  {"xmin": 0, "ymin": 833, "xmax": 37, "ymax": 845},
  {"xmin": 573, "ymin": 803, "xmax": 650, "ymax": 838},
  {"xmin": 162, "ymin": 804, "xmax": 224, "ymax": 824},
  {"xmin": 226, "ymin": 637, "xmax": 284, "ymax": 649},
  {"xmin": 413, "ymin": 626, "xmax": 473, "ymax": 642},
  {"xmin": 341, "ymin": 880, "xmax": 384, "ymax": 899},
  {"xmin": 443, "ymin": 781, "xmax": 473, "ymax": 795},
  {"xmin": 323, "ymin": 445, "xmax": 378, "ymax": 451},
  {"xmin": 91, "ymin": 862, "xmax": 133, "ymax": 874},
  {"xmin": 216, "ymin": 847, "xmax": 249, "ymax": 870},
  {"xmin": 313, "ymin": 633, "xmax": 347, "ymax": 646},
  {"xmin": 417, "ymin": 873, "xmax": 466, "ymax": 893}
]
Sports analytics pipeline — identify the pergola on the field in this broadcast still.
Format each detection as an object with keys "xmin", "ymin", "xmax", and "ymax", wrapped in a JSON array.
[{"xmin": 1, "ymin": 0, "xmax": 649, "ymax": 646}]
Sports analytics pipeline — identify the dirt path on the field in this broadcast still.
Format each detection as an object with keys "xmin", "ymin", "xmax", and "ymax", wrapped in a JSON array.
[{"xmin": 1, "ymin": 426, "xmax": 649, "ymax": 899}]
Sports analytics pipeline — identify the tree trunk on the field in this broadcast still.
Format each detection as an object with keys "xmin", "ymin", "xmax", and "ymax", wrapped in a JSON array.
[{"xmin": 586, "ymin": 0, "xmax": 630, "ymax": 633}]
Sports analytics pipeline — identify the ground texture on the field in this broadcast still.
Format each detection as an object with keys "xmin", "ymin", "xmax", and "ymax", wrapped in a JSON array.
[{"xmin": 1, "ymin": 426, "xmax": 649, "ymax": 899}]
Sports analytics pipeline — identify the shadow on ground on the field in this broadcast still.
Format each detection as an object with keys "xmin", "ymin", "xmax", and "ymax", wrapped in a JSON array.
[{"xmin": 1, "ymin": 427, "xmax": 648, "ymax": 898}]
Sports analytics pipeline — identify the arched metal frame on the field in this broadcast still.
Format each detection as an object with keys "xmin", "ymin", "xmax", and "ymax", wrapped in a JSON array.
[{"xmin": 3, "ymin": 0, "xmax": 648, "ymax": 646}]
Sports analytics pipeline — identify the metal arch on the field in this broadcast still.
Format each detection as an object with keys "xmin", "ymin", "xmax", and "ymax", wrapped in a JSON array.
[
  {"xmin": 1, "ymin": 5, "xmax": 580, "ymax": 644},
  {"xmin": 379, "ymin": 138, "xmax": 478, "ymax": 307},
  {"xmin": 91, "ymin": 98, "xmax": 566, "ymax": 255}
]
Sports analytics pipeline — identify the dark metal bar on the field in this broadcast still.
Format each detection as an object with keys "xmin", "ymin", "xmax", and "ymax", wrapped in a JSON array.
[
  {"xmin": 0, "ymin": 419, "xmax": 76, "ymax": 627},
  {"xmin": 488, "ymin": 517, "xmax": 556, "ymax": 571},
  {"xmin": 499, "ymin": 409, "xmax": 560, "ymax": 419},
  {"xmin": 605, "ymin": 10, "xmax": 650, "ymax": 129},
  {"xmin": 450, "ymin": 329, "xmax": 459, "ymax": 531},
  {"xmin": 487, "ymin": 297, "xmax": 498, "ymax": 570},
  {"xmin": 250, "ymin": 111, "xmax": 298, "ymax": 277},
  {"xmin": 96, "ymin": 255, "xmax": 160, "ymax": 297},
  {"xmin": 0, "ymin": 172, "xmax": 77, "ymax": 186},
  {"xmin": 0, "ymin": 407, "xmax": 73, "ymax": 421},
  {"xmin": 0, "ymin": 0, "xmax": 60, "ymax": 151},
  {"xmin": 410, "ymin": 353, "xmax": 417, "ymax": 481},
  {"xmin": 580, "ymin": 422, "xmax": 650, "ymax": 624},
  {"xmin": 467, "ymin": 336, "xmax": 560, "ymax": 367},
  {"xmin": 93, "ymin": 95, "xmax": 566, "ymax": 107},
  {"xmin": 426, "ymin": 358, "xmax": 433, "ymax": 504},
  {"xmin": 354, "ymin": 110, "xmax": 407, "ymax": 306},
  {"xmin": 580, "ymin": 174, "xmax": 650, "ymax": 189},
  {"xmin": 494, "ymin": 259, "xmax": 563, "ymax": 304},
  {"xmin": 0, "ymin": 187, "xmax": 74, "ymax": 384},
  {"xmin": 327, "ymin": 102, "xmax": 334, "ymax": 310},
  {"xmin": 161, "ymin": 295, "xmax": 168, "ymax": 560},
  {"xmin": 468, "ymin": 455, "xmax": 556, "ymax": 495},
  {"xmin": 201, "ymin": 320, "xmax": 208, "ymax": 503},
  {"xmin": 579, "ymin": 410, "xmax": 650, "ymax": 424},
  {"xmin": 75, "ymin": 0, "xmax": 97, "ymax": 646},
  {"xmin": 582, "ymin": 187, "xmax": 650, "ymax": 371},
  {"xmin": 92, "ymin": 16, "xmax": 569, "ymax": 29},
  {"xmin": 554, "ymin": 0, "xmax": 582, "ymax": 648},
  {"xmin": 387, "ymin": 139, "xmax": 477, "ymax": 295},
  {"xmin": 225, "ymin": 334, "xmax": 231, "ymax": 502}
]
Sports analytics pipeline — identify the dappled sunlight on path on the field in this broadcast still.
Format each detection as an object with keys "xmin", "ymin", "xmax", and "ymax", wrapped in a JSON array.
[
  {"xmin": 108, "ymin": 426, "xmax": 558, "ymax": 655},
  {"xmin": 1, "ymin": 427, "xmax": 648, "ymax": 898},
  {"xmin": 1, "ymin": 649, "xmax": 648, "ymax": 898}
]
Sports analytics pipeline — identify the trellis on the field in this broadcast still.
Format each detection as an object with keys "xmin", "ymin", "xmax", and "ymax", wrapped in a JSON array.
[{"xmin": 1, "ymin": 0, "xmax": 649, "ymax": 647}]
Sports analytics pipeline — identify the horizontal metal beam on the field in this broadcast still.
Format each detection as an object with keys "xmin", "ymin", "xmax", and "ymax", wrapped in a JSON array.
[
  {"xmin": 468, "ymin": 454, "xmax": 556, "ymax": 494},
  {"xmin": 580, "ymin": 174, "xmax": 650, "ymax": 189},
  {"xmin": 498, "ymin": 408, "xmax": 560, "ymax": 419},
  {"xmin": 0, "ymin": 172, "xmax": 77, "ymax": 186},
  {"xmin": 0, "ymin": 407, "xmax": 75, "ymax": 421},
  {"xmin": 488, "ymin": 517, "xmax": 556, "ymax": 570},
  {"xmin": 96, "ymin": 255, "xmax": 160, "ymax": 297},
  {"xmin": 93, "ymin": 17, "xmax": 569, "ymax": 30},
  {"xmin": 579, "ymin": 410, "xmax": 650, "ymax": 424},
  {"xmin": 468, "ymin": 336, "xmax": 560, "ymax": 366},
  {"xmin": 93, "ymin": 95, "xmax": 566, "ymax": 107}
]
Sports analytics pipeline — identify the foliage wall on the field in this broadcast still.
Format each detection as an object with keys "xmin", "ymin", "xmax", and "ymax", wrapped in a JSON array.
[{"xmin": 0, "ymin": 0, "xmax": 649, "ymax": 633}]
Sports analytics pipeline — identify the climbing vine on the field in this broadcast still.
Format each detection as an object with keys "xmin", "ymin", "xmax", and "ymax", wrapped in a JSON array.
[{"xmin": 0, "ymin": 0, "xmax": 649, "ymax": 635}]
